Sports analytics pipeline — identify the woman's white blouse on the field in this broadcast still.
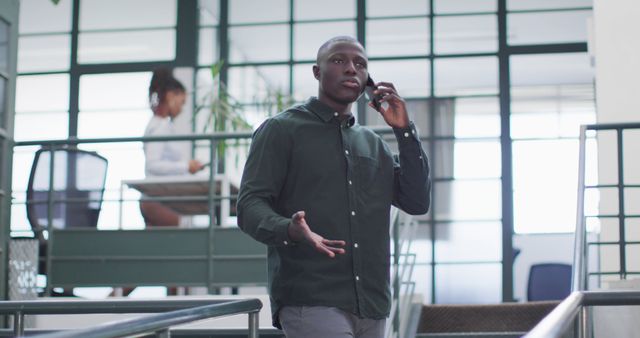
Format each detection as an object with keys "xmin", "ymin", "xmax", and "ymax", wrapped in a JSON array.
[{"xmin": 143, "ymin": 115, "xmax": 189, "ymax": 176}]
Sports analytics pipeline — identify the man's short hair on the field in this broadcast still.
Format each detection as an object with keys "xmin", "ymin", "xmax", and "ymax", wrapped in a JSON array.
[{"xmin": 316, "ymin": 36, "xmax": 364, "ymax": 64}]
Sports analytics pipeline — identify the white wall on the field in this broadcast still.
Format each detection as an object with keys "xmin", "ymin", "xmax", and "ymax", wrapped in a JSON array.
[
  {"xmin": 593, "ymin": 0, "xmax": 640, "ymax": 124},
  {"xmin": 593, "ymin": 0, "xmax": 640, "ymax": 282}
]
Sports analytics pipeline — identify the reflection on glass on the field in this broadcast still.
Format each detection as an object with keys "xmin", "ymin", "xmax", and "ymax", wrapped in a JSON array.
[
  {"xmin": 79, "ymin": 72, "xmax": 150, "ymax": 111},
  {"xmin": 79, "ymin": 30, "xmax": 175, "ymax": 64},
  {"xmin": 229, "ymin": 25, "xmax": 289, "ymax": 63},
  {"xmin": 198, "ymin": 28, "xmax": 217, "ymax": 66},
  {"xmin": 510, "ymin": 53, "xmax": 595, "ymax": 139},
  {"xmin": 294, "ymin": 21, "xmax": 356, "ymax": 61},
  {"xmin": 433, "ymin": 180, "xmax": 502, "ymax": 220},
  {"xmin": 16, "ymin": 74, "xmax": 69, "ymax": 113},
  {"xmin": 453, "ymin": 141, "xmax": 501, "ymax": 178},
  {"xmin": 511, "ymin": 86, "xmax": 595, "ymax": 139},
  {"xmin": 19, "ymin": 0, "xmax": 72, "ymax": 34},
  {"xmin": 228, "ymin": 65, "xmax": 289, "ymax": 104},
  {"xmin": 435, "ymin": 222, "xmax": 502, "ymax": 262},
  {"xmin": 412, "ymin": 224, "xmax": 434, "ymax": 264},
  {"xmin": 623, "ymin": 130, "xmax": 640, "ymax": 184},
  {"xmin": 513, "ymin": 139, "xmax": 581, "ymax": 233},
  {"xmin": 78, "ymin": 110, "xmax": 150, "ymax": 138},
  {"xmin": 508, "ymin": 0, "xmax": 592, "ymax": 11},
  {"xmin": 369, "ymin": 59, "xmax": 430, "ymax": 98},
  {"xmin": 295, "ymin": 0, "xmax": 355, "ymax": 20},
  {"xmin": 229, "ymin": 0, "xmax": 289, "ymax": 24},
  {"xmin": 598, "ymin": 245, "xmax": 619, "ymax": 273},
  {"xmin": 511, "ymin": 52, "xmax": 594, "ymax": 88},
  {"xmin": 434, "ymin": 15, "xmax": 497, "ymax": 54},
  {"xmin": 435, "ymin": 0, "xmax": 497, "ymax": 14},
  {"xmin": 627, "ymin": 245, "xmax": 640, "ymax": 272},
  {"xmin": 508, "ymin": 10, "xmax": 591, "ymax": 45},
  {"xmin": 14, "ymin": 112, "xmax": 68, "ymax": 141},
  {"xmin": 18, "ymin": 35, "xmax": 71, "ymax": 73},
  {"xmin": 11, "ymin": 148, "xmax": 38, "ymax": 196},
  {"xmin": 626, "ymin": 219, "xmax": 640, "ymax": 242},
  {"xmin": 435, "ymin": 57, "xmax": 498, "ymax": 96},
  {"xmin": 367, "ymin": 0, "xmax": 429, "ymax": 17},
  {"xmin": 11, "ymin": 197, "xmax": 32, "ymax": 232},
  {"xmin": 366, "ymin": 18, "xmax": 429, "ymax": 57},
  {"xmin": 412, "ymin": 265, "xmax": 433, "ymax": 303},
  {"xmin": 436, "ymin": 264, "xmax": 501, "ymax": 303},
  {"xmin": 80, "ymin": 0, "xmax": 176, "ymax": 30},
  {"xmin": 199, "ymin": 0, "xmax": 219, "ymax": 25},
  {"xmin": 196, "ymin": 68, "xmax": 214, "ymax": 111},
  {"xmin": 292, "ymin": 63, "xmax": 317, "ymax": 102},
  {"xmin": 453, "ymin": 97, "xmax": 500, "ymax": 138},
  {"xmin": 624, "ymin": 188, "xmax": 640, "ymax": 215}
]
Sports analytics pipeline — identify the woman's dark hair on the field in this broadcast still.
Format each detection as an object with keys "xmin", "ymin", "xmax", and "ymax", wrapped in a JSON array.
[{"xmin": 149, "ymin": 68, "xmax": 186, "ymax": 107}]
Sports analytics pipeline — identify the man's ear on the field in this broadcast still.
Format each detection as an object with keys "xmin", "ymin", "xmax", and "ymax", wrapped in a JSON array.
[{"xmin": 312, "ymin": 65, "xmax": 320, "ymax": 80}]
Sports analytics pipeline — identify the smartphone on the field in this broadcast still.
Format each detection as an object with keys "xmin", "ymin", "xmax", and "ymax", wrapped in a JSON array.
[{"xmin": 365, "ymin": 75, "xmax": 383, "ymax": 111}]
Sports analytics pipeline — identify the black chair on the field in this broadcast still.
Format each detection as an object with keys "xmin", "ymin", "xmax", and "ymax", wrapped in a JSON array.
[
  {"xmin": 26, "ymin": 147, "xmax": 108, "ymax": 277},
  {"xmin": 527, "ymin": 263, "xmax": 572, "ymax": 301}
]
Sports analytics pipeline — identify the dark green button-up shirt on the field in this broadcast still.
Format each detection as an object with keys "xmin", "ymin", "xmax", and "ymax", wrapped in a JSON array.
[{"xmin": 237, "ymin": 97, "xmax": 431, "ymax": 328}]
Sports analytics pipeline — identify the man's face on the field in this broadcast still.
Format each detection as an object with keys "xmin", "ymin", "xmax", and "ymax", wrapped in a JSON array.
[{"xmin": 314, "ymin": 41, "xmax": 368, "ymax": 107}]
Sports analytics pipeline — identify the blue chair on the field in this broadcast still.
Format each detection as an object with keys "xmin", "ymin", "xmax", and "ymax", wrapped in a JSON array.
[
  {"xmin": 527, "ymin": 263, "xmax": 572, "ymax": 301},
  {"xmin": 26, "ymin": 147, "xmax": 108, "ymax": 276}
]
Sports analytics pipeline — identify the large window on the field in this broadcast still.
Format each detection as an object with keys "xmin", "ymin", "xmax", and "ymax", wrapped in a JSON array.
[{"xmin": 10, "ymin": 0, "xmax": 595, "ymax": 303}]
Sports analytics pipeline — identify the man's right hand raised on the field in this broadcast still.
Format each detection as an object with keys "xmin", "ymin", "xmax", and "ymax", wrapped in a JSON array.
[{"xmin": 287, "ymin": 211, "xmax": 346, "ymax": 258}]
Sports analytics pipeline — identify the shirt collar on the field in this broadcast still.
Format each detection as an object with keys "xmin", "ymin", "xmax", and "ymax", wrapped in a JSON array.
[{"xmin": 306, "ymin": 97, "xmax": 356, "ymax": 128}]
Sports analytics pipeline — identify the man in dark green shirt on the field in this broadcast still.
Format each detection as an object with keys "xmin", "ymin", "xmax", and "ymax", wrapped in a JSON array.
[{"xmin": 237, "ymin": 36, "xmax": 431, "ymax": 338}]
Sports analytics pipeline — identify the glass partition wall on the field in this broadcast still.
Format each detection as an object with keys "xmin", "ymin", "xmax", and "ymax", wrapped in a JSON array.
[{"xmin": 10, "ymin": 0, "xmax": 594, "ymax": 303}]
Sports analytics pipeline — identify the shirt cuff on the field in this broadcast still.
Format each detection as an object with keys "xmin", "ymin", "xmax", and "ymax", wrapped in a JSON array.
[
  {"xmin": 273, "ymin": 218, "xmax": 297, "ymax": 247},
  {"xmin": 393, "ymin": 121, "xmax": 420, "ymax": 144}
]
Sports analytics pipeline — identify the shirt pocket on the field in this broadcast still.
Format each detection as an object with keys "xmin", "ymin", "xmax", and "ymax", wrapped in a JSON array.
[{"xmin": 354, "ymin": 155, "xmax": 384, "ymax": 197}]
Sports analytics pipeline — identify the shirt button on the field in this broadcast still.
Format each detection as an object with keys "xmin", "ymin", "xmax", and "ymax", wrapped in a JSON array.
[
  {"xmin": 334, "ymin": 112, "xmax": 339, "ymax": 117},
  {"xmin": 404, "ymin": 132, "xmax": 410, "ymax": 137},
  {"xmin": 283, "ymin": 241, "xmax": 288, "ymax": 245},
  {"xmin": 351, "ymin": 211, "xmax": 356, "ymax": 216},
  {"xmin": 345, "ymin": 150, "xmax": 349, "ymax": 155},
  {"xmin": 348, "ymin": 180, "xmax": 353, "ymax": 185},
  {"xmin": 355, "ymin": 276, "xmax": 360, "ymax": 281},
  {"xmin": 354, "ymin": 243, "xmax": 359, "ymax": 248}
]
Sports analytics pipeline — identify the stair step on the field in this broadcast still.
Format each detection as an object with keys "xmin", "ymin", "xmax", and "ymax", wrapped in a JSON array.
[
  {"xmin": 416, "ymin": 332, "xmax": 526, "ymax": 338},
  {"xmin": 171, "ymin": 328, "xmax": 284, "ymax": 337},
  {"xmin": 418, "ymin": 301, "xmax": 560, "ymax": 334},
  {"xmin": 416, "ymin": 332, "xmax": 527, "ymax": 338}
]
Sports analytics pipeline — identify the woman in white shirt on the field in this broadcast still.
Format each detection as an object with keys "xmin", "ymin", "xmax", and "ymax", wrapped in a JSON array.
[{"xmin": 140, "ymin": 68, "xmax": 204, "ymax": 226}]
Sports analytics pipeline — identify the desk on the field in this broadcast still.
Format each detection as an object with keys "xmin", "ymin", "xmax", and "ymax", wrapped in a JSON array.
[{"xmin": 123, "ymin": 174, "xmax": 239, "ymax": 226}]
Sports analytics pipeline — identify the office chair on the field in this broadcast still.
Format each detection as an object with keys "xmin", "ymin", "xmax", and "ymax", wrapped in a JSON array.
[
  {"xmin": 527, "ymin": 263, "xmax": 572, "ymax": 301},
  {"xmin": 26, "ymin": 147, "xmax": 108, "ymax": 278}
]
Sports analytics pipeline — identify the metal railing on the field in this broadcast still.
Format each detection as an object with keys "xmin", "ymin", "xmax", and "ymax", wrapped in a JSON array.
[
  {"xmin": 573, "ymin": 122, "xmax": 640, "ymax": 291},
  {"xmin": 527, "ymin": 122, "xmax": 640, "ymax": 338},
  {"xmin": 13, "ymin": 132, "xmax": 249, "ymax": 295},
  {"xmin": 388, "ymin": 208, "xmax": 420, "ymax": 338},
  {"xmin": 0, "ymin": 298, "xmax": 261, "ymax": 338},
  {"xmin": 525, "ymin": 290, "xmax": 640, "ymax": 338}
]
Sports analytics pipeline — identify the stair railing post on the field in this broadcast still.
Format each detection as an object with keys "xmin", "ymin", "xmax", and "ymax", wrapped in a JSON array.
[
  {"xmin": 13, "ymin": 311, "xmax": 24, "ymax": 337},
  {"xmin": 156, "ymin": 328, "xmax": 171, "ymax": 338},
  {"xmin": 248, "ymin": 310, "xmax": 259, "ymax": 338}
]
